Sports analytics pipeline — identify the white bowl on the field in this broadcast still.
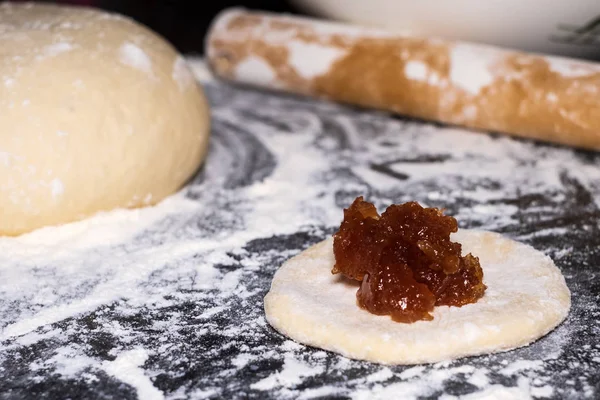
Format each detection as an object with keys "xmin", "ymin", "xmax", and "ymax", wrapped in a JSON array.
[{"xmin": 290, "ymin": 0, "xmax": 600, "ymax": 59}]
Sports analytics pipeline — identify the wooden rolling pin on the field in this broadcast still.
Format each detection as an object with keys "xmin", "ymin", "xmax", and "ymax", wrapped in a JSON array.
[{"xmin": 206, "ymin": 8, "xmax": 600, "ymax": 150}]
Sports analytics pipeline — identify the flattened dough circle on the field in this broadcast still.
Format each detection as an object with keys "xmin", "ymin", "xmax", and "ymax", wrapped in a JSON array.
[
  {"xmin": 265, "ymin": 230, "xmax": 571, "ymax": 364},
  {"xmin": 0, "ymin": 3, "xmax": 210, "ymax": 235}
]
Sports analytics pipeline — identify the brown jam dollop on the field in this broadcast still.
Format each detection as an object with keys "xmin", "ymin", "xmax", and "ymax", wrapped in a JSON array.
[{"xmin": 333, "ymin": 197, "xmax": 486, "ymax": 323}]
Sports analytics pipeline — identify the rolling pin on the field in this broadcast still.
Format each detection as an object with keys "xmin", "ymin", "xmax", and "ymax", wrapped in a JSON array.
[{"xmin": 206, "ymin": 8, "xmax": 600, "ymax": 150}]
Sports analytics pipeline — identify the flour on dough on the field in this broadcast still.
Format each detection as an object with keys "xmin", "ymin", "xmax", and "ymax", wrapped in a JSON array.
[
  {"xmin": 0, "ymin": 3, "xmax": 210, "ymax": 236},
  {"xmin": 264, "ymin": 229, "xmax": 571, "ymax": 365}
]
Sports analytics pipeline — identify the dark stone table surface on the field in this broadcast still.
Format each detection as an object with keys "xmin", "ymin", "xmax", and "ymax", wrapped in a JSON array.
[{"xmin": 1, "ymin": 62, "xmax": 599, "ymax": 399}]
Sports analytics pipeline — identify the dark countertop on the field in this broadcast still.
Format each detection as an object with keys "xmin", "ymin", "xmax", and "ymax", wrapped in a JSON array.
[{"xmin": 1, "ymin": 65, "xmax": 599, "ymax": 399}]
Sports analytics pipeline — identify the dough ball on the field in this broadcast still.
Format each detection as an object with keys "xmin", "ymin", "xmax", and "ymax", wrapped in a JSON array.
[{"xmin": 0, "ymin": 3, "xmax": 210, "ymax": 236}]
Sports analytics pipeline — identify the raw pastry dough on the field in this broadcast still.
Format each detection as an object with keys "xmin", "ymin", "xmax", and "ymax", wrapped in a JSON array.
[
  {"xmin": 265, "ymin": 230, "xmax": 571, "ymax": 364},
  {"xmin": 0, "ymin": 3, "xmax": 210, "ymax": 235}
]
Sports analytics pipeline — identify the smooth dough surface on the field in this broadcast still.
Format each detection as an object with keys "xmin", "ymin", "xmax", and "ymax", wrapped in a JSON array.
[
  {"xmin": 265, "ymin": 230, "xmax": 571, "ymax": 365},
  {"xmin": 0, "ymin": 3, "xmax": 210, "ymax": 235}
]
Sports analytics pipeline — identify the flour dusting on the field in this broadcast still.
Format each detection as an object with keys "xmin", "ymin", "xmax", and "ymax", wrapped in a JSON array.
[
  {"xmin": 0, "ymin": 60, "xmax": 598, "ymax": 399},
  {"xmin": 171, "ymin": 56, "xmax": 195, "ymax": 91},
  {"xmin": 404, "ymin": 60, "xmax": 428, "ymax": 82},
  {"xmin": 119, "ymin": 42, "xmax": 153, "ymax": 76},
  {"xmin": 449, "ymin": 44, "xmax": 496, "ymax": 95},
  {"xmin": 287, "ymin": 41, "xmax": 346, "ymax": 80},
  {"xmin": 43, "ymin": 42, "xmax": 73, "ymax": 57},
  {"xmin": 251, "ymin": 354, "xmax": 325, "ymax": 390},
  {"xmin": 235, "ymin": 56, "xmax": 276, "ymax": 86},
  {"xmin": 102, "ymin": 348, "xmax": 164, "ymax": 400},
  {"xmin": 546, "ymin": 56, "xmax": 600, "ymax": 78},
  {"xmin": 50, "ymin": 178, "xmax": 64, "ymax": 198}
]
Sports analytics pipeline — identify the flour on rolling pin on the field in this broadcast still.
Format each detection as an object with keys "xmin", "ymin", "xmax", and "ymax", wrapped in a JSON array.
[{"xmin": 206, "ymin": 8, "xmax": 600, "ymax": 150}]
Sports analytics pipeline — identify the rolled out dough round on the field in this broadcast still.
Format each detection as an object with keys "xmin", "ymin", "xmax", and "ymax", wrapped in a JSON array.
[
  {"xmin": 0, "ymin": 3, "xmax": 210, "ymax": 235},
  {"xmin": 264, "ymin": 230, "xmax": 571, "ymax": 365}
]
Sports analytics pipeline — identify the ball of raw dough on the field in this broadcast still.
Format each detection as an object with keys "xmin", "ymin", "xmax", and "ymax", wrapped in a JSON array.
[{"xmin": 0, "ymin": 3, "xmax": 210, "ymax": 236}]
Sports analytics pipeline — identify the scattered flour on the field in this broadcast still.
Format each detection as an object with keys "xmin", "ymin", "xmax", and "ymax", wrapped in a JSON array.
[
  {"xmin": 171, "ymin": 56, "xmax": 195, "ymax": 91},
  {"xmin": 404, "ymin": 60, "xmax": 428, "ymax": 82},
  {"xmin": 43, "ymin": 42, "xmax": 73, "ymax": 57},
  {"xmin": 50, "ymin": 178, "xmax": 64, "ymax": 198},
  {"xmin": 119, "ymin": 42, "xmax": 153, "ymax": 76},
  {"xmin": 545, "ymin": 56, "xmax": 600, "ymax": 78},
  {"xmin": 500, "ymin": 360, "xmax": 543, "ymax": 375},
  {"xmin": 366, "ymin": 367, "xmax": 394, "ymax": 383},
  {"xmin": 235, "ymin": 56, "xmax": 276, "ymax": 86},
  {"xmin": 449, "ymin": 44, "xmax": 496, "ymax": 95},
  {"xmin": 287, "ymin": 41, "xmax": 346, "ymax": 80},
  {"xmin": 102, "ymin": 348, "xmax": 164, "ymax": 400},
  {"xmin": 29, "ymin": 344, "xmax": 96, "ymax": 377},
  {"xmin": 0, "ymin": 59, "xmax": 597, "ymax": 399},
  {"xmin": 251, "ymin": 354, "xmax": 325, "ymax": 390}
]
